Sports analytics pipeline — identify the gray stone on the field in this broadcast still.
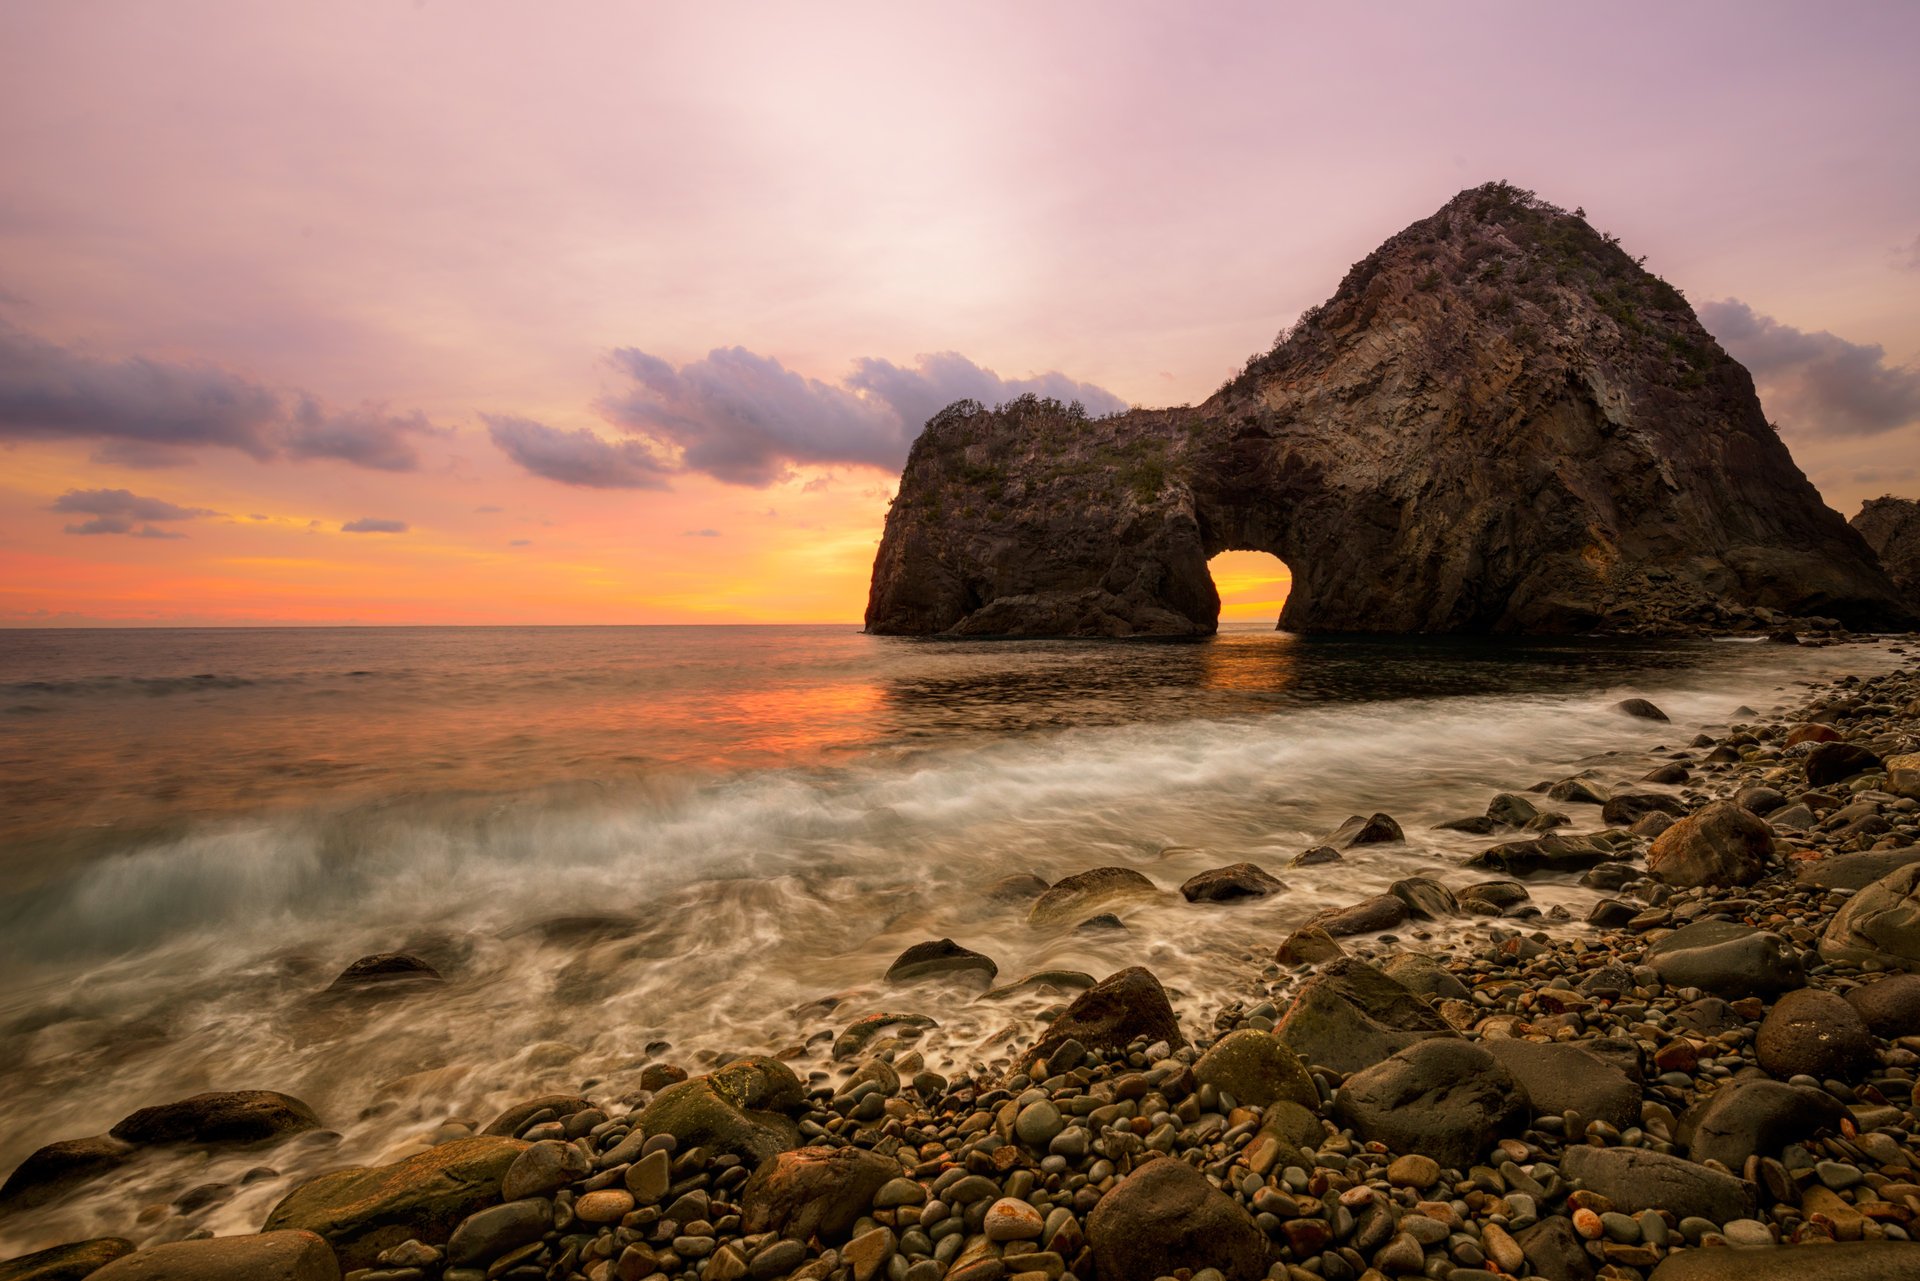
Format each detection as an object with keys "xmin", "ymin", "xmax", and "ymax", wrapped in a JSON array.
[
  {"xmin": 1649, "ymin": 1241, "xmax": 1920, "ymax": 1280},
  {"xmin": 1333, "ymin": 1039, "xmax": 1528, "ymax": 1170},
  {"xmin": 1276, "ymin": 957, "xmax": 1454, "ymax": 1075},
  {"xmin": 1821, "ymin": 863, "xmax": 1920, "ymax": 970},
  {"xmin": 1756, "ymin": 988, "xmax": 1874, "ymax": 1080},
  {"xmin": 1681, "ymin": 1078, "xmax": 1846, "ymax": 1170},
  {"xmin": 1646, "ymin": 920, "xmax": 1806, "ymax": 998},
  {"xmin": 1483, "ymin": 1039, "xmax": 1639, "ymax": 1131},
  {"xmin": 1559, "ymin": 1145, "xmax": 1753, "ymax": 1223},
  {"xmin": 1085, "ymin": 1157, "xmax": 1266, "ymax": 1281}
]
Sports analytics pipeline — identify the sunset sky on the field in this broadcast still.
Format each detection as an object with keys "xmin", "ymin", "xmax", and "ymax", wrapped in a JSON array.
[{"xmin": 2, "ymin": 2, "xmax": 1917, "ymax": 626}]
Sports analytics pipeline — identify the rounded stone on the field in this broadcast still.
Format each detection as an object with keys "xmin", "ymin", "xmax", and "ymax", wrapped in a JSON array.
[
  {"xmin": 1756, "ymin": 989, "xmax": 1874, "ymax": 1081},
  {"xmin": 983, "ymin": 1197, "xmax": 1044, "ymax": 1242},
  {"xmin": 573, "ymin": 1189, "xmax": 634, "ymax": 1224}
]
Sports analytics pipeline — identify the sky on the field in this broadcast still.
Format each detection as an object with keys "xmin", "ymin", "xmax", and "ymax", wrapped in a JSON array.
[{"xmin": 1, "ymin": 1, "xmax": 1916, "ymax": 626}]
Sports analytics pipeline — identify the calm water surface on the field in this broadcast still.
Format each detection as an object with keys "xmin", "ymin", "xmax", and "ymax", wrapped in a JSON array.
[{"xmin": 0, "ymin": 624, "xmax": 1900, "ymax": 1252}]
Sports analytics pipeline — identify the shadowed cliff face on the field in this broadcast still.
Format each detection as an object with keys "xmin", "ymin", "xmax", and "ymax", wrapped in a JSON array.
[
  {"xmin": 866, "ymin": 183, "xmax": 1915, "ymax": 638},
  {"xmin": 1854, "ymin": 497, "xmax": 1920, "ymax": 610}
]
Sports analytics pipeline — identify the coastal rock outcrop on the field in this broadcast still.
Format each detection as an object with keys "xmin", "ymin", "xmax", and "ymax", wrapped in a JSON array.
[
  {"xmin": 867, "ymin": 182, "xmax": 1912, "ymax": 637},
  {"xmin": 1854, "ymin": 496, "xmax": 1920, "ymax": 608}
]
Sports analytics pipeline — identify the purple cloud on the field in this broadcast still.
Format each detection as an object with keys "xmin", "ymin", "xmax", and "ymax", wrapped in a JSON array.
[
  {"xmin": 1699, "ymin": 299, "xmax": 1920, "ymax": 437},
  {"xmin": 341, "ymin": 517, "xmax": 408, "ymax": 533},
  {"xmin": 482, "ymin": 412, "xmax": 672, "ymax": 489},
  {"xmin": 595, "ymin": 346, "xmax": 1127, "ymax": 487},
  {"xmin": 51, "ymin": 487, "xmax": 215, "ymax": 537},
  {"xmin": 284, "ymin": 395, "xmax": 439, "ymax": 471}
]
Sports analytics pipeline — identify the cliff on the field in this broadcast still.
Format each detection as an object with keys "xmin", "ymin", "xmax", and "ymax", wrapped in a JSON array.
[
  {"xmin": 866, "ymin": 182, "xmax": 1913, "ymax": 637},
  {"xmin": 1854, "ymin": 497, "xmax": 1920, "ymax": 610}
]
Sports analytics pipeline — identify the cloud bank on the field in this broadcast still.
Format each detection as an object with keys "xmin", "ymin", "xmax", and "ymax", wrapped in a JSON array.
[
  {"xmin": 590, "ymin": 347, "xmax": 1127, "ymax": 487},
  {"xmin": 1699, "ymin": 299, "xmax": 1920, "ymax": 438},
  {"xmin": 0, "ymin": 325, "xmax": 439, "ymax": 469},
  {"xmin": 51, "ymin": 487, "xmax": 216, "ymax": 538}
]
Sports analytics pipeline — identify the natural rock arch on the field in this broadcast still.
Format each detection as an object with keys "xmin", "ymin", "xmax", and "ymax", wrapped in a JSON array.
[{"xmin": 866, "ymin": 183, "xmax": 1912, "ymax": 638}]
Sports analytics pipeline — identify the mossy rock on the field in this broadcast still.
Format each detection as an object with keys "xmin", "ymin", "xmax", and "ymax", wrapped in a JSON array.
[
  {"xmin": 1192, "ymin": 1030, "xmax": 1318, "ymax": 1110},
  {"xmin": 637, "ymin": 1057, "xmax": 804, "ymax": 1166},
  {"xmin": 262, "ymin": 1135, "xmax": 527, "ymax": 1271}
]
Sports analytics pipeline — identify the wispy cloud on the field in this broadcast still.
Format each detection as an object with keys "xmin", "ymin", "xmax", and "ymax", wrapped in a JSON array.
[
  {"xmin": 592, "ymin": 346, "xmax": 1127, "ymax": 487},
  {"xmin": 51, "ymin": 487, "xmax": 215, "ymax": 538},
  {"xmin": 1699, "ymin": 299, "xmax": 1920, "ymax": 438},
  {"xmin": 482, "ymin": 413, "xmax": 673, "ymax": 489},
  {"xmin": 0, "ymin": 324, "xmax": 439, "ymax": 469},
  {"xmin": 341, "ymin": 517, "xmax": 408, "ymax": 533}
]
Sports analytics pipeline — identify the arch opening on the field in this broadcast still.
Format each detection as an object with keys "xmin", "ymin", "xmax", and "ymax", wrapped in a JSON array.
[{"xmin": 1206, "ymin": 550, "xmax": 1292, "ymax": 631}]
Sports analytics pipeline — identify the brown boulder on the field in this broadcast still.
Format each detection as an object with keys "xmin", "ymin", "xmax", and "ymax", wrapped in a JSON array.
[
  {"xmin": 1085, "ymin": 1156, "xmax": 1266, "ymax": 1281},
  {"xmin": 741, "ymin": 1146, "xmax": 899, "ymax": 1243},
  {"xmin": 1029, "ymin": 966, "xmax": 1183, "ymax": 1061},
  {"xmin": 1646, "ymin": 800, "xmax": 1773, "ymax": 888}
]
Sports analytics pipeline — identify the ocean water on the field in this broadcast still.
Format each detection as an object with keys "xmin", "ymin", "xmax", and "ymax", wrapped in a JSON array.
[{"xmin": 0, "ymin": 623, "xmax": 1903, "ymax": 1251}]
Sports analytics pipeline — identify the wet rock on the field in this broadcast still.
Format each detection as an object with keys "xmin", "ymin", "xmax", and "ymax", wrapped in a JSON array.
[
  {"xmin": 741, "ymin": 1146, "xmax": 898, "ymax": 1243},
  {"xmin": 831, "ymin": 1013, "xmax": 937, "ymax": 1060},
  {"xmin": 1786, "ymin": 722, "xmax": 1844, "ymax": 746},
  {"xmin": 263, "ymin": 1135, "xmax": 528, "ymax": 1271},
  {"xmin": 979, "ymin": 970, "xmax": 1097, "ymax": 1001},
  {"xmin": 326, "ymin": 953, "xmax": 442, "ymax": 991},
  {"xmin": 1679, "ymin": 1078, "xmax": 1847, "ymax": 1169},
  {"xmin": 885, "ymin": 939, "xmax": 998, "ymax": 984},
  {"xmin": 1562, "ymin": 1145, "xmax": 1754, "ymax": 1222},
  {"xmin": 1821, "ymin": 862, "xmax": 1920, "ymax": 969},
  {"xmin": 1457, "ymin": 879, "xmax": 1532, "ymax": 915},
  {"xmin": 1329, "ymin": 812, "xmax": 1404, "ymax": 846},
  {"xmin": 445, "ymin": 1198, "xmax": 550, "ymax": 1268},
  {"xmin": 985, "ymin": 872, "xmax": 1049, "ymax": 903},
  {"xmin": 1483, "ymin": 1039, "xmax": 1640, "ymax": 1130},
  {"xmin": 110, "ymin": 1091, "xmax": 321, "ymax": 1147},
  {"xmin": 1027, "ymin": 866, "xmax": 1159, "ymax": 925},
  {"xmin": 1380, "ymin": 951, "xmax": 1470, "ymax": 1001},
  {"xmin": 1085, "ymin": 1156, "xmax": 1266, "ymax": 1281},
  {"xmin": 1516, "ymin": 1216, "xmax": 1595, "ymax": 1281},
  {"xmin": 1290, "ymin": 845, "xmax": 1343, "ymax": 866},
  {"xmin": 1192, "ymin": 1028, "xmax": 1318, "ymax": 1109},
  {"xmin": 1487, "ymin": 792, "xmax": 1542, "ymax": 827},
  {"xmin": 1806, "ymin": 741, "xmax": 1884, "ymax": 787},
  {"xmin": 1889, "ymin": 752, "xmax": 1920, "ymax": 801},
  {"xmin": 1278, "ymin": 957, "xmax": 1453, "ymax": 1074},
  {"xmin": 1388, "ymin": 875, "xmax": 1459, "ymax": 919},
  {"xmin": 1179, "ymin": 861, "xmax": 1287, "ymax": 902},
  {"xmin": 1601, "ymin": 792, "xmax": 1690, "ymax": 826},
  {"xmin": 1615, "ymin": 698, "xmax": 1670, "ymax": 722},
  {"xmin": 0, "ymin": 1136, "xmax": 134, "ymax": 1210},
  {"xmin": 1735, "ymin": 785, "xmax": 1789, "ymax": 815},
  {"xmin": 1308, "ymin": 893, "xmax": 1409, "ymax": 936},
  {"xmin": 1030, "ymin": 965, "xmax": 1184, "ymax": 1061},
  {"xmin": 1074, "ymin": 911, "xmax": 1129, "ymax": 934},
  {"xmin": 1756, "ymin": 988, "xmax": 1875, "ymax": 1080},
  {"xmin": 1550, "ymin": 777, "xmax": 1612, "ymax": 805},
  {"xmin": 480, "ymin": 1094, "xmax": 595, "ymax": 1138},
  {"xmin": 1469, "ymin": 834, "xmax": 1617, "ymax": 877},
  {"xmin": 1274, "ymin": 924, "xmax": 1344, "ymax": 966},
  {"xmin": 1845, "ymin": 972, "xmax": 1920, "ymax": 1037},
  {"xmin": 499, "ymin": 1139, "xmax": 591, "ymax": 1201},
  {"xmin": 1647, "ymin": 1240, "xmax": 1920, "ymax": 1280},
  {"xmin": 1799, "ymin": 847, "xmax": 1920, "ymax": 890},
  {"xmin": 637, "ymin": 1057, "xmax": 804, "ymax": 1165},
  {"xmin": 1646, "ymin": 919, "xmax": 1806, "ymax": 998},
  {"xmin": 1436, "ymin": 814, "xmax": 1497, "ymax": 834},
  {"xmin": 0, "ymin": 1237, "xmax": 135, "ymax": 1281},
  {"xmin": 1643, "ymin": 761, "xmax": 1691, "ymax": 784},
  {"xmin": 87, "ymin": 1232, "xmax": 339, "ymax": 1281},
  {"xmin": 1647, "ymin": 799, "xmax": 1774, "ymax": 888},
  {"xmin": 1333, "ymin": 1039, "xmax": 1528, "ymax": 1169}
]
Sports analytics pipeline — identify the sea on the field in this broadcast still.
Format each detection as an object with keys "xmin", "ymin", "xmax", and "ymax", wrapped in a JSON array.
[{"xmin": 0, "ymin": 623, "xmax": 1904, "ymax": 1251}]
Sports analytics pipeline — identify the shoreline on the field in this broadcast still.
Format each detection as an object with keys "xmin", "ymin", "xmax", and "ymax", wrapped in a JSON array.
[{"xmin": 5, "ymin": 636, "xmax": 1920, "ymax": 1280}]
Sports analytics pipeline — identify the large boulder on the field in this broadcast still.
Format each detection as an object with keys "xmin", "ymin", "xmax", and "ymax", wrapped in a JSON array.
[
  {"xmin": 1646, "ymin": 801, "xmax": 1773, "ymax": 888},
  {"xmin": 1084, "ymin": 1156, "xmax": 1267, "ymax": 1281},
  {"xmin": 1806, "ymin": 742, "xmax": 1884, "ymax": 788},
  {"xmin": 480, "ymin": 1094, "xmax": 595, "ymax": 1138},
  {"xmin": 1560, "ymin": 1145, "xmax": 1754, "ymax": 1222},
  {"xmin": 1328, "ymin": 813, "xmax": 1404, "ymax": 847},
  {"xmin": 884, "ymin": 939, "xmax": 997, "ymax": 984},
  {"xmin": 1515, "ymin": 1217, "xmax": 1595, "ymax": 1281},
  {"xmin": 1028, "ymin": 867, "xmax": 1159, "ymax": 926},
  {"xmin": 262, "ymin": 1136, "xmax": 529, "ymax": 1270},
  {"xmin": 1379, "ymin": 952, "xmax": 1469, "ymax": 1002},
  {"xmin": 1680, "ymin": 1078, "xmax": 1847, "ymax": 1169},
  {"xmin": 636, "ymin": 1057, "xmax": 805, "ymax": 1166},
  {"xmin": 1799, "ymin": 849, "xmax": 1920, "ymax": 892},
  {"xmin": 88, "ymin": 1233, "xmax": 338, "ymax": 1281},
  {"xmin": 1276, "ymin": 957, "xmax": 1454, "ymax": 1075},
  {"xmin": 1457, "ymin": 880, "xmax": 1532, "ymax": 915},
  {"xmin": 1333, "ymin": 1039, "xmax": 1528, "ymax": 1169},
  {"xmin": 110, "ymin": 1091, "xmax": 321, "ymax": 1146},
  {"xmin": 0, "ymin": 1238, "xmax": 135, "ymax": 1281},
  {"xmin": 1029, "ymin": 966, "xmax": 1183, "ymax": 1061},
  {"xmin": 1179, "ymin": 862, "xmax": 1287, "ymax": 903},
  {"xmin": 1192, "ymin": 1030, "xmax": 1318, "ymax": 1109},
  {"xmin": 1482, "ymin": 1039, "xmax": 1639, "ymax": 1130},
  {"xmin": 1756, "ymin": 988, "xmax": 1875, "ymax": 1080},
  {"xmin": 741, "ymin": 1146, "xmax": 899, "ymax": 1243},
  {"xmin": 1845, "ymin": 973, "xmax": 1920, "ymax": 1037},
  {"xmin": 1307, "ymin": 894, "xmax": 1408, "ymax": 937},
  {"xmin": 1467, "ymin": 835, "xmax": 1617, "ymax": 877},
  {"xmin": 1650, "ymin": 1240, "xmax": 1920, "ymax": 1280},
  {"xmin": 1601, "ymin": 792, "xmax": 1689, "ymax": 826},
  {"xmin": 1388, "ymin": 876, "xmax": 1459, "ymax": 920},
  {"xmin": 0, "ymin": 1136, "xmax": 134, "ymax": 1210},
  {"xmin": 1821, "ymin": 863, "xmax": 1920, "ymax": 970},
  {"xmin": 1647, "ymin": 920, "xmax": 1806, "ymax": 998}
]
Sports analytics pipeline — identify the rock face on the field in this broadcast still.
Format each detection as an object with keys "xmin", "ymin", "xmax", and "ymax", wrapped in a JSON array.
[
  {"xmin": 866, "ymin": 182, "xmax": 1911, "ymax": 637},
  {"xmin": 1854, "ymin": 496, "xmax": 1920, "ymax": 608}
]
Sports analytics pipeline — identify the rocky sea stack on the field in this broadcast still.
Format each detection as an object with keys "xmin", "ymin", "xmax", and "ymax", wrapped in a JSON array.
[
  {"xmin": 866, "ymin": 182, "xmax": 1912, "ymax": 638},
  {"xmin": 1855, "ymin": 497, "xmax": 1920, "ymax": 613}
]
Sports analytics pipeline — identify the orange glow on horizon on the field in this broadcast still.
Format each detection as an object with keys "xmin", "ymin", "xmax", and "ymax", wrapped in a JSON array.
[{"xmin": 1208, "ymin": 550, "xmax": 1292, "ymax": 626}]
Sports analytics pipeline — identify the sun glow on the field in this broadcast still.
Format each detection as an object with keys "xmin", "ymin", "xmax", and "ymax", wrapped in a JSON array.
[{"xmin": 1208, "ymin": 550, "xmax": 1292, "ymax": 626}]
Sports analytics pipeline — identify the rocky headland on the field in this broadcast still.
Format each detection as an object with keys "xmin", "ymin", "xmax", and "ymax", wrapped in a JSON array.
[
  {"xmin": 10, "ymin": 639, "xmax": 1920, "ymax": 1279},
  {"xmin": 1855, "ymin": 499, "xmax": 1920, "ymax": 613},
  {"xmin": 866, "ymin": 183, "xmax": 1913, "ymax": 638}
]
